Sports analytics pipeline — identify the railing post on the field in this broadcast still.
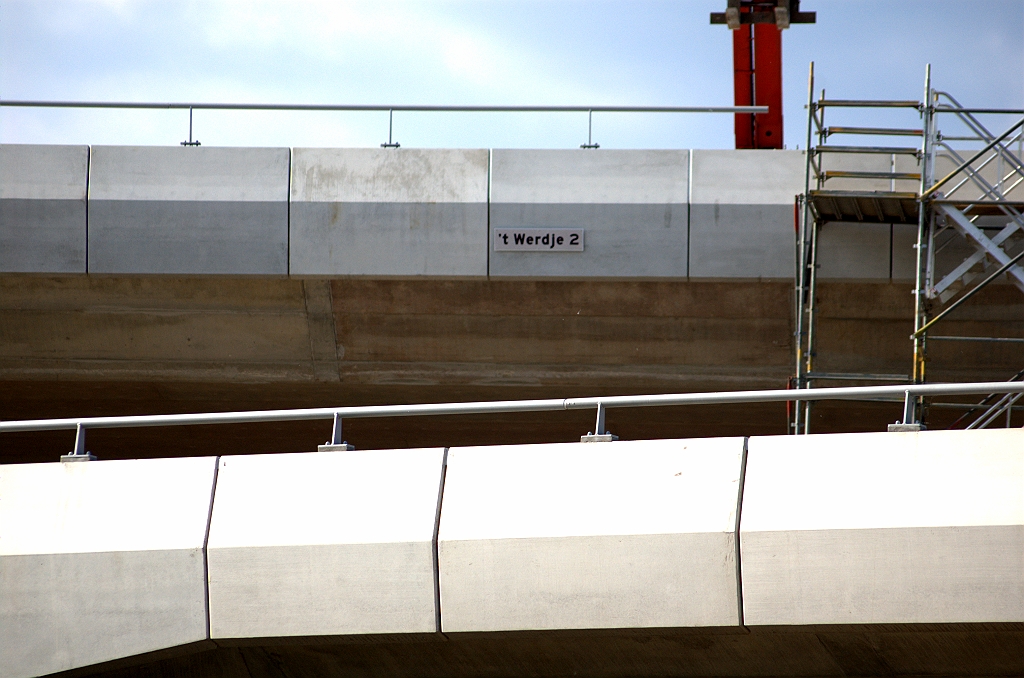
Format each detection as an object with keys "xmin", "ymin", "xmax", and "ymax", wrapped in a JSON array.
[
  {"xmin": 318, "ymin": 412, "xmax": 354, "ymax": 452},
  {"xmin": 581, "ymin": 402, "xmax": 617, "ymax": 442},
  {"xmin": 60, "ymin": 423, "xmax": 96, "ymax": 462}
]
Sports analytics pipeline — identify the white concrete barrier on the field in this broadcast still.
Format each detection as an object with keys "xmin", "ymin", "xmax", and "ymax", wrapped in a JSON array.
[
  {"xmin": 0, "ymin": 457, "xmax": 217, "ymax": 678},
  {"xmin": 88, "ymin": 146, "xmax": 289, "ymax": 274},
  {"xmin": 741, "ymin": 429, "xmax": 1024, "ymax": 625},
  {"xmin": 289, "ymin": 148, "xmax": 489, "ymax": 276},
  {"xmin": 689, "ymin": 150, "xmax": 804, "ymax": 279},
  {"xmin": 0, "ymin": 144, "xmax": 88, "ymax": 273},
  {"xmin": 207, "ymin": 448, "xmax": 446, "ymax": 638},
  {"xmin": 438, "ymin": 438, "xmax": 745, "ymax": 632},
  {"xmin": 489, "ymin": 150, "xmax": 689, "ymax": 278}
]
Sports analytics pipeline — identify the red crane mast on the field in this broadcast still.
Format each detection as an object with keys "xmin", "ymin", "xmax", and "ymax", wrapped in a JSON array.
[{"xmin": 711, "ymin": 1, "xmax": 816, "ymax": 149}]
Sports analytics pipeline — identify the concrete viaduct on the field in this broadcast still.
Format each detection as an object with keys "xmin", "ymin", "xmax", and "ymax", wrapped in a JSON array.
[
  {"xmin": 1, "ymin": 144, "xmax": 1022, "ymax": 676},
  {"xmin": 3, "ymin": 143, "xmax": 1019, "ymax": 460},
  {"xmin": 2, "ymin": 429, "xmax": 1023, "ymax": 678}
]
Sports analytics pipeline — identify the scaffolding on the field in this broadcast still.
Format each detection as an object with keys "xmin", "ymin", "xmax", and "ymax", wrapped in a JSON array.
[{"xmin": 793, "ymin": 63, "xmax": 1024, "ymax": 433}]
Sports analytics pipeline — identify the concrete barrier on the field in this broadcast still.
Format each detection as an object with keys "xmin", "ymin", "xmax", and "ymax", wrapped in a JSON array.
[
  {"xmin": 290, "ymin": 148, "xmax": 489, "ymax": 276},
  {"xmin": 488, "ymin": 150, "xmax": 689, "ymax": 278},
  {"xmin": 0, "ymin": 457, "xmax": 217, "ymax": 678},
  {"xmin": 438, "ymin": 438, "xmax": 745, "ymax": 632},
  {"xmin": 88, "ymin": 146, "xmax": 289, "ymax": 274},
  {"xmin": 741, "ymin": 429, "xmax": 1024, "ymax": 625},
  {"xmin": 0, "ymin": 144, "xmax": 88, "ymax": 273},
  {"xmin": 207, "ymin": 448, "xmax": 446, "ymax": 639},
  {"xmin": 689, "ymin": 150, "xmax": 804, "ymax": 279}
]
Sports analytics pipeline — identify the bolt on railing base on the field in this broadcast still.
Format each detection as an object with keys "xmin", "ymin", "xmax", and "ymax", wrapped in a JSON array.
[
  {"xmin": 581, "ymin": 433, "xmax": 619, "ymax": 443},
  {"xmin": 318, "ymin": 443, "xmax": 355, "ymax": 452},
  {"xmin": 60, "ymin": 452, "xmax": 97, "ymax": 462},
  {"xmin": 887, "ymin": 423, "xmax": 924, "ymax": 432}
]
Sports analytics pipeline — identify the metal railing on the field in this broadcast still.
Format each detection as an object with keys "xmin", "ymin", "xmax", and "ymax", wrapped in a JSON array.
[
  {"xmin": 0, "ymin": 100, "xmax": 768, "ymax": 148},
  {"xmin": 3, "ymin": 382, "xmax": 1022, "ymax": 459}
]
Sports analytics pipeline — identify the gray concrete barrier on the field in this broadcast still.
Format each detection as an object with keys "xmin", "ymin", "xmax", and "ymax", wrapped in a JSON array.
[
  {"xmin": 437, "ymin": 438, "xmax": 745, "ymax": 632},
  {"xmin": 0, "ymin": 144, "xmax": 88, "ymax": 273},
  {"xmin": 289, "ymin": 148, "xmax": 489, "ymax": 276},
  {"xmin": 206, "ymin": 448, "xmax": 446, "ymax": 638},
  {"xmin": 88, "ymin": 146, "xmax": 289, "ymax": 274},
  {"xmin": 0, "ymin": 144, "xmax": 931, "ymax": 281},
  {"xmin": 689, "ymin": 150, "xmax": 804, "ymax": 279},
  {"xmin": 740, "ymin": 428, "xmax": 1024, "ymax": 625},
  {"xmin": 488, "ymin": 150, "xmax": 690, "ymax": 278},
  {"xmin": 0, "ymin": 456, "xmax": 217, "ymax": 678}
]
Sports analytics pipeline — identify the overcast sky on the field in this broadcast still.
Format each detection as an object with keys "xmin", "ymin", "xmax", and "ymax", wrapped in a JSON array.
[{"xmin": 1, "ymin": 0, "xmax": 1022, "ymax": 149}]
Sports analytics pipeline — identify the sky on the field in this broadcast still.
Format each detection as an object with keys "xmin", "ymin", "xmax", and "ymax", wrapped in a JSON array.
[{"xmin": 1, "ymin": 0, "xmax": 1022, "ymax": 150}]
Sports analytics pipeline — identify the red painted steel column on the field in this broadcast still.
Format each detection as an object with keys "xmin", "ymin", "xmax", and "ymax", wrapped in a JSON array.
[
  {"xmin": 732, "ymin": 24, "xmax": 755, "ymax": 149},
  {"xmin": 753, "ymin": 23, "xmax": 783, "ymax": 148}
]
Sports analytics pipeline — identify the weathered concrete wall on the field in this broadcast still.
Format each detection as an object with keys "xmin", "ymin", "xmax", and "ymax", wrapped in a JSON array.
[
  {"xmin": 741, "ymin": 428, "xmax": 1024, "ymax": 625},
  {"xmin": 489, "ymin": 150, "xmax": 689, "ymax": 278},
  {"xmin": 290, "ymin": 148, "xmax": 489, "ymax": 277},
  {"xmin": 1, "ymin": 273, "xmax": 1021, "ymax": 464},
  {"xmin": 438, "ymin": 438, "xmax": 744, "ymax": 632},
  {"xmin": 0, "ymin": 144, "xmax": 88, "ymax": 273},
  {"xmin": 55, "ymin": 623, "xmax": 1024, "ymax": 678},
  {"xmin": 0, "ymin": 456, "xmax": 217, "ymax": 678},
  {"xmin": 89, "ymin": 146, "xmax": 289, "ymax": 274},
  {"xmin": 689, "ymin": 150, "xmax": 804, "ymax": 279},
  {"xmin": 207, "ymin": 448, "xmax": 445, "ymax": 638},
  {"xmin": 0, "ymin": 144, "xmax": 942, "ymax": 281}
]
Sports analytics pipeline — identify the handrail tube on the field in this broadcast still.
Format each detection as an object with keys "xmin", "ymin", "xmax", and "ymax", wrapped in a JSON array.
[
  {"xmin": 817, "ymin": 100, "xmax": 920, "ymax": 109},
  {"xmin": 921, "ymin": 116, "xmax": 1024, "ymax": 198},
  {"xmin": 3, "ymin": 382, "xmax": 1024, "ymax": 434},
  {"xmin": 912, "ymin": 244, "xmax": 1024, "ymax": 337},
  {"xmin": 0, "ymin": 100, "xmax": 767, "ymax": 114}
]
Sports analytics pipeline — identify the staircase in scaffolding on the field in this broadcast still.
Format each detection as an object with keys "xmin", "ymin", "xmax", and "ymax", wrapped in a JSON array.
[{"xmin": 792, "ymin": 63, "xmax": 1024, "ymax": 434}]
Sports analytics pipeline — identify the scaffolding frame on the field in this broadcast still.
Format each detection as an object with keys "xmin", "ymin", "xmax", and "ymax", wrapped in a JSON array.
[{"xmin": 793, "ymin": 63, "xmax": 1024, "ymax": 433}]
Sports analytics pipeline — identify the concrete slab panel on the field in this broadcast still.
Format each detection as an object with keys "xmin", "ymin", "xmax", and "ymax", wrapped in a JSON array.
[
  {"xmin": 690, "ymin": 150, "xmax": 805, "ymax": 205},
  {"xmin": 89, "ymin": 200, "xmax": 288, "ymax": 274},
  {"xmin": 489, "ymin": 150, "xmax": 688, "ymax": 278},
  {"xmin": 90, "ymin": 146, "xmax": 288, "ymax": 202},
  {"xmin": 88, "ymin": 146, "xmax": 288, "ymax": 274},
  {"xmin": 207, "ymin": 448, "xmax": 446, "ymax": 639},
  {"xmin": 491, "ymin": 149, "xmax": 689, "ymax": 204},
  {"xmin": 688, "ymin": 203, "xmax": 794, "ymax": 278},
  {"xmin": 290, "ymin": 202, "xmax": 487, "ymax": 276},
  {"xmin": 891, "ymin": 223, "xmax": 918, "ymax": 280},
  {"xmin": 291, "ymin": 148, "xmax": 488, "ymax": 204},
  {"xmin": 817, "ymin": 222, "xmax": 892, "ymax": 279},
  {"xmin": 290, "ymin": 148, "xmax": 488, "ymax": 276},
  {"xmin": 438, "ymin": 438, "xmax": 744, "ymax": 632},
  {"xmin": 0, "ymin": 145, "xmax": 88, "ymax": 273},
  {"xmin": 688, "ymin": 151, "xmax": 803, "ymax": 280},
  {"xmin": 0, "ymin": 456, "xmax": 217, "ymax": 678},
  {"xmin": 741, "ymin": 429, "xmax": 1024, "ymax": 626},
  {"xmin": 489, "ymin": 203, "xmax": 687, "ymax": 277}
]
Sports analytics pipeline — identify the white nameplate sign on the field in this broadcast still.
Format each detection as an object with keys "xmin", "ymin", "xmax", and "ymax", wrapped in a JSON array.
[{"xmin": 493, "ymin": 228, "xmax": 584, "ymax": 252}]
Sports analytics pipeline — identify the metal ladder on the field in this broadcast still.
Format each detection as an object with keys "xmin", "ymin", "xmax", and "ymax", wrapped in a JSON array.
[{"xmin": 794, "ymin": 64, "xmax": 1024, "ymax": 433}]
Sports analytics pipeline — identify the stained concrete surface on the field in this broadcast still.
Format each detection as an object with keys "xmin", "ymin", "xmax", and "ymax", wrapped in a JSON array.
[
  {"xmin": 289, "ymin": 148, "xmax": 489, "ymax": 277},
  {"xmin": 87, "ymin": 146, "xmax": 289, "ymax": 275},
  {"xmin": 45, "ymin": 624, "xmax": 1024, "ymax": 678},
  {"xmin": 1, "ymin": 275, "xmax": 1021, "ymax": 464},
  {"xmin": 0, "ymin": 145, "xmax": 88, "ymax": 273},
  {"xmin": 207, "ymin": 449, "xmax": 445, "ymax": 639},
  {"xmin": 742, "ymin": 430, "xmax": 1024, "ymax": 626},
  {"xmin": 0, "ymin": 456, "xmax": 217, "ymax": 678},
  {"xmin": 438, "ymin": 439, "xmax": 744, "ymax": 632}
]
